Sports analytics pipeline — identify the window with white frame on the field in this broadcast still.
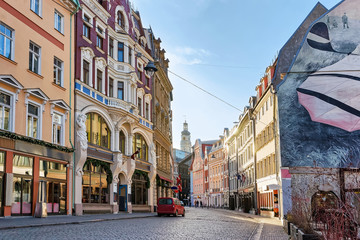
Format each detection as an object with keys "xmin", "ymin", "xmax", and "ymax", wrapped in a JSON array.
[
  {"xmin": 30, "ymin": 0, "xmax": 41, "ymax": 16},
  {"xmin": 52, "ymin": 112, "xmax": 64, "ymax": 145},
  {"xmin": 96, "ymin": 69, "xmax": 103, "ymax": 92},
  {"xmin": 54, "ymin": 11, "xmax": 64, "ymax": 33},
  {"xmin": 145, "ymin": 103, "xmax": 149, "ymax": 120},
  {"xmin": 29, "ymin": 42, "xmax": 41, "ymax": 74},
  {"xmin": 27, "ymin": 103, "xmax": 40, "ymax": 139},
  {"xmin": 83, "ymin": 60, "xmax": 90, "ymax": 85},
  {"xmin": 96, "ymin": 26, "xmax": 104, "ymax": 49},
  {"xmin": 0, "ymin": 91, "xmax": 11, "ymax": 131},
  {"xmin": 53, "ymin": 57, "xmax": 63, "ymax": 86},
  {"xmin": 83, "ymin": 15, "xmax": 91, "ymax": 39},
  {"xmin": 0, "ymin": 22, "xmax": 14, "ymax": 60}
]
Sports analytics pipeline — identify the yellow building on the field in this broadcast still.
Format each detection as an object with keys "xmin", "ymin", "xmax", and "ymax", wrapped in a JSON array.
[{"xmin": 0, "ymin": 0, "xmax": 79, "ymax": 216}]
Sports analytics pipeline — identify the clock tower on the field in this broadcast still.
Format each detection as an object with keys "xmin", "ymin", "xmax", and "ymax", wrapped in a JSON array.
[{"xmin": 180, "ymin": 121, "xmax": 192, "ymax": 153}]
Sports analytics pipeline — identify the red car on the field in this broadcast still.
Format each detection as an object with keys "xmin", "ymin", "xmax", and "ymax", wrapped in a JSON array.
[{"xmin": 157, "ymin": 197, "xmax": 185, "ymax": 217}]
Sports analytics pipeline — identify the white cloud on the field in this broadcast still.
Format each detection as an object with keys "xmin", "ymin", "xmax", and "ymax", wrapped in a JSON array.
[{"xmin": 167, "ymin": 46, "xmax": 211, "ymax": 65}]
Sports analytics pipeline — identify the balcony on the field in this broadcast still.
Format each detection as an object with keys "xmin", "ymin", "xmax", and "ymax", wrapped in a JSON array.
[
  {"xmin": 75, "ymin": 80, "xmax": 153, "ymax": 130},
  {"xmin": 108, "ymin": 57, "xmax": 134, "ymax": 74}
]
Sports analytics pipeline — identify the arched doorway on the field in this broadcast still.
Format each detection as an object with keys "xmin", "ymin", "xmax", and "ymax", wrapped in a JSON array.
[{"xmin": 117, "ymin": 173, "xmax": 127, "ymax": 211}]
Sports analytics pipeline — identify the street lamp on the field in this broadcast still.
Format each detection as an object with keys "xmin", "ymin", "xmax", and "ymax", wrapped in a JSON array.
[{"xmin": 144, "ymin": 61, "xmax": 157, "ymax": 77}]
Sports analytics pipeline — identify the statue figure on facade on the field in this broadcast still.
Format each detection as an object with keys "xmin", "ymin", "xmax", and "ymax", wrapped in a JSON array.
[
  {"xmin": 149, "ymin": 143, "xmax": 156, "ymax": 167},
  {"xmin": 76, "ymin": 113, "xmax": 88, "ymax": 151}
]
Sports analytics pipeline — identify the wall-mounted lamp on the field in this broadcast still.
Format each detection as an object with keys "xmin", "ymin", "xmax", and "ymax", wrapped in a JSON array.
[{"xmin": 144, "ymin": 61, "xmax": 157, "ymax": 77}]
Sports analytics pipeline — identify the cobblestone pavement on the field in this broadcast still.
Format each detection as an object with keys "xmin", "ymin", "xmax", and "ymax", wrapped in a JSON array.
[{"xmin": 0, "ymin": 208, "xmax": 289, "ymax": 240}]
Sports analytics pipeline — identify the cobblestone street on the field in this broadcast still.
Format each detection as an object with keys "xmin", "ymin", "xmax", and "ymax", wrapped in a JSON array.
[{"xmin": 0, "ymin": 208, "xmax": 289, "ymax": 240}]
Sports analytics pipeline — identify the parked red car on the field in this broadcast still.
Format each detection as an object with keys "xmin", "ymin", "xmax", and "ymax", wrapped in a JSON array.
[{"xmin": 157, "ymin": 197, "xmax": 185, "ymax": 217}]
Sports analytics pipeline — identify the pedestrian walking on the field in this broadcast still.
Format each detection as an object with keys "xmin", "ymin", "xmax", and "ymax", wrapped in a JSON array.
[
  {"xmin": 342, "ymin": 12, "xmax": 349, "ymax": 29},
  {"xmin": 200, "ymin": 201, "xmax": 203, "ymax": 208}
]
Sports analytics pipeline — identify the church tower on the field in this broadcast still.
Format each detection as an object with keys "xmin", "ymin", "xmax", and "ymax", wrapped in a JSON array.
[{"xmin": 180, "ymin": 121, "xmax": 192, "ymax": 153}]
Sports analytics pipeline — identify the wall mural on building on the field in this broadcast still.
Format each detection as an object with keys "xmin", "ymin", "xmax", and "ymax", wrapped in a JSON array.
[{"xmin": 278, "ymin": 0, "xmax": 360, "ymax": 168}]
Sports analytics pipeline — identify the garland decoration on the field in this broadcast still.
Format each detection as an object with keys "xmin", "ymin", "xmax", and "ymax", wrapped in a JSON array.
[
  {"xmin": 0, "ymin": 130, "xmax": 74, "ymax": 153},
  {"xmin": 134, "ymin": 169, "xmax": 150, "ymax": 188},
  {"xmin": 87, "ymin": 158, "xmax": 113, "ymax": 185}
]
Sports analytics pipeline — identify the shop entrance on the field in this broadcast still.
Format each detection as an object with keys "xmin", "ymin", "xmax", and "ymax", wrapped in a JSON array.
[
  {"xmin": 12, "ymin": 177, "xmax": 32, "ymax": 215},
  {"xmin": 118, "ymin": 185, "xmax": 127, "ymax": 211},
  {"xmin": 39, "ymin": 181, "xmax": 66, "ymax": 214}
]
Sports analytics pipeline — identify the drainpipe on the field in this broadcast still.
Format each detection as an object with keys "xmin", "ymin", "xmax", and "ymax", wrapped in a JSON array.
[{"xmin": 69, "ymin": 3, "xmax": 80, "ymax": 214}]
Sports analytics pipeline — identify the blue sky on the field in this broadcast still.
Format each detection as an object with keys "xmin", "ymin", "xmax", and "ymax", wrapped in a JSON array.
[{"xmin": 131, "ymin": 0, "xmax": 341, "ymax": 149}]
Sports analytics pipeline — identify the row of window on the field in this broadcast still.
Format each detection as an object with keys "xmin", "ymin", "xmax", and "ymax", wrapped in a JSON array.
[
  {"xmin": 156, "ymin": 143, "xmax": 170, "ymax": 173},
  {"xmin": 257, "ymin": 95, "xmax": 273, "ymax": 121},
  {"xmin": 255, "ymin": 122, "xmax": 275, "ymax": 151},
  {"xmin": 0, "ymin": 90, "xmax": 66, "ymax": 145},
  {"xmin": 30, "ymin": 0, "xmax": 64, "ymax": 34},
  {"xmin": 256, "ymin": 154, "xmax": 276, "ymax": 179},
  {"xmin": 0, "ymin": 22, "xmax": 65, "ymax": 87}
]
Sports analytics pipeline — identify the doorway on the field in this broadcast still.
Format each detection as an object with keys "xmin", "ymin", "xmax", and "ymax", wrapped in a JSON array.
[
  {"xmin": 118, "ymin": 185, "xmax": 127, "ymax": 211},
  {"xmin": 12, "ymin": 177, "xmax": 32, "ymax": 215}
]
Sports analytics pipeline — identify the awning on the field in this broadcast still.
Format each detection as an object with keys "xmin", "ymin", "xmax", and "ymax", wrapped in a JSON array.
[{"xmin": 158, "ymin": 175, "xmax": 172, "ymax": 183}]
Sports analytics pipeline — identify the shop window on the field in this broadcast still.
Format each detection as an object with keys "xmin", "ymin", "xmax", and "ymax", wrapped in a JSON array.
[
  {"xmin": 86, "ymin": 112, "xmax": 111, "ymax": 149},
  {"xmin": 82, "ymin": 161, "xmax": 109, "ymax": 204},
  {"xmin": 131, "ymin": 171, "xmax": 148, "ymax": 205},
  {"xmin": 12, "ymin": 155, "xmax": 33, "ymax": 215},
  {"xmin": 132, "ymin": 133, "xmax": 148, "ymax": 161},
  {"xmin": 39, "ymin": 160, "xmax": 67, "ymax": 214}
]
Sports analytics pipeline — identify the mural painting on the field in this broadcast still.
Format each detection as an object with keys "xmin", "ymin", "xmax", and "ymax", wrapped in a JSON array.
[{"xmin": 278, "ymin": 0, "xmax": 360, "ymax": 168}]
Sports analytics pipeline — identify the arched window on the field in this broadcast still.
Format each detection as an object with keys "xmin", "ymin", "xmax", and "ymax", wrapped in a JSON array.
[
  {"xmin": 119, "ymin": 130, "xmax": 126, "ymax": 154},
  {"xmin": 86, "ymin": 112, "xmax": 111, "ymax": 149},
  {"xmin": 117, "ymin": 11, "xmax": 125, "ymax": 29},
  {"xmin": 311, "ymin": 191, "xmax": 338, "ymax": 218},
  {"xmin": 132, "ymin": 133, "xmax": 148, "ymax": 161}
]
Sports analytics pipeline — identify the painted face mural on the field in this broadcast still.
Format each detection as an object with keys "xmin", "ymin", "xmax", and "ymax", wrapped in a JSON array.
[
  {"xmin": 297, "ymin": 22, "xmax": 360, "ymax": 132},
  {"xmin": 278, "ymin": 0, "xmax": 360, "ymax": 168}
]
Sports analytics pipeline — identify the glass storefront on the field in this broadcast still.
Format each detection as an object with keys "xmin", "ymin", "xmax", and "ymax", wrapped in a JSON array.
[
  {"xmin": 39, "ymin": 160, "xmax": 67, "ymax": 214},
  {"xmin": 82, "ymin": 160, "xmax": 109, "ymax": 204},
  {"xmin": 12, "ymin": 155, "xmax": 33, "ymax": 215},
  {"xmin": 131, "ymin": 171, "xmax": 148, "ymax": 205},
  {"xmin": 86, "ymin": 113, "xmax": 111, "ymax": 149},
  {"xmin": 132, "ymin": 133, "xmax": 148, "ymax": 161}
]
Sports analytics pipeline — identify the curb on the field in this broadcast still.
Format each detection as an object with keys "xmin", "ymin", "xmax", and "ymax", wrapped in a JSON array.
[{"xmin": 0, "ymin": 214, "xmax": 157, "ymax": 231}]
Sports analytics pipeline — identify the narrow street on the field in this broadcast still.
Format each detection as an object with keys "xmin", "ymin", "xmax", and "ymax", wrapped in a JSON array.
[{"xmin": 0, "ymin": 208, "xmax": 288, "ymax": 240}]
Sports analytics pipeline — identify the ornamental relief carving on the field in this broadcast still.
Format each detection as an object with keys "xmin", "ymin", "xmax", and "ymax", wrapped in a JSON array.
[
  {"xmin": 95, "ymin": 57, "xmax": 107, "ymax": 70},
  {"xmin": 81, "ymin": 47, "xmax": 94, "ymax": 61},
  {"xmin": 82, "ymin": 0, "xmax": 109, "ymax": 23}
]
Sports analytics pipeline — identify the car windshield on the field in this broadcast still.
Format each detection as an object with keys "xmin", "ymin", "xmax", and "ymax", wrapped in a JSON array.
[{"xmin": 159, "ymin": 198, "xmax": 173, "ymax": 205}]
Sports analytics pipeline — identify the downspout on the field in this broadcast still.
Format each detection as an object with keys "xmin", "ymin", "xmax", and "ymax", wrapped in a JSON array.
[{"xmin": 69, "ymin": 3, "xmax": 80, "ymax": 214}]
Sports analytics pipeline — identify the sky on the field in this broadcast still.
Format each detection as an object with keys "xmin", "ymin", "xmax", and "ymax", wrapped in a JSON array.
[{"xmin": 131, "ymin": 0, "xmax": 342, "ymax": 149}]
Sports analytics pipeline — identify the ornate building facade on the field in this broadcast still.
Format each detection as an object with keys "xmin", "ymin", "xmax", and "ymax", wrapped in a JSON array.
[
  {"xmin": 74, "ymin": 0, "xmax": 156, "ymax": 214},
  {"xmin": 0, "ymin": 0, "xmax": 79, "ymax": 216},
  {"xmin": 148, "ymin": 33, "xmax": 173, "ymax": 199}
]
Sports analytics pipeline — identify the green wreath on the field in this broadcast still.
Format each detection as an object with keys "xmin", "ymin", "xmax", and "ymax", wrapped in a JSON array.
[
  {"xmin": 134, "ymin": 169, "xmax": 150, "ymax": 188},
  {"xmin": 87, "ymin": 158, "xmax": 113, "ymax": 185}
]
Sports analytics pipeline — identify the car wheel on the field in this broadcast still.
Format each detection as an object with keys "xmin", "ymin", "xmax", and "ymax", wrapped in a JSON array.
[
  {"xmin": 157, "ymin": 213, "xmax": 162, "ymax": 217},
  {"xmin": 175, "ymin": 210, "xmax": 178, "ymax": 217},
  {"xmin": 182, "ymin": 210, "xmax": 185, "ymax": 217}
]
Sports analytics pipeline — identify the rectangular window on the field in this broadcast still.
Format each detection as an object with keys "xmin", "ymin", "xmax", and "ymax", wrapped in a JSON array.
[
  {"xmin": 27, "ymin": 103, "xmax": 39, "ymax": 138},
  {"xmin": 109, "ymin": 38, "xmax": 114, "ymax": 58},
  {"xmin": 29, "ymin": 42, "xmax": 41, "ymax": 74},
  {"xmin": 137, "ymin": 97, "xmax": 142, "ymax": 116},
  {"xmin": 145, "ymin": 103, "xmax": 149, "ymax": 120},
  {"xmin": 30, "ymin": 0, "xmax": 41, "ymax": 16},
  {"xmin": 83, "ymin": 60, "xmax": 90, "ymax": 85},
  {"xmin": 117, "ymin": 81, "xmax": 124, "ymax": 100},
  {"xmin": 96, "ymin": 35, "xmax": 103, "ymax": 49},
  {"xmin": 0, "ymin": 23, "xmax": 14, "ymax": 60},
  {"xmin": 52, "ymin": 113, "xmax": 63, "ymax": 145},
  {"xmin": 53, "ymin": 57, "xmax": 63, "ymax": 86},
  {"xmin": 128, "ymin": 47, "xmax": 132, "ymax": 65},
  {"xmin": 54, "ymin": 11, "xmax": 63, "ymax": 33},
  {"xmin": 96, "ymin": 69, "xmax": 103, "ymax": 92},
  {"xmin": 0, "ymin": 91, "xmax": 11, "ymax": 131},
  {"xmin": 117, "ymin": 42, "xmax": 124, "ymax": 62},
  {"xmin": 109, "ymin": 78, "xmax": 113, "ymax": 97},
  {"xmin": 83, "ymin": 15, "xmax": 90, "ymax": 39}
]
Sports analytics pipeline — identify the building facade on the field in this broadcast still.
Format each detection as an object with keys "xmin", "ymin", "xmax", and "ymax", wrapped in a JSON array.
[
  {"xmin": 74, "ymin": 0, "xmax": 157, "ymax": 214},
  {"xmin": 208, "ymin": 138, "xmax": 225, "ymax": 207},
  {"xmin": 0, "ymin": 0, "xmax": 79, "ymax": 216},
  {"xmin": 149, "ymin": 33, "xmax": 173, "ymax": 199}
]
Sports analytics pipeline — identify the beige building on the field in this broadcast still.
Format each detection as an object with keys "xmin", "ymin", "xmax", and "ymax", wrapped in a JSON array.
[
  {"xmin": 150, "ymin": 35, "xmax": 173, "ymax": 199},
  {"xmin": 253, "ymin": 64, "xmax": 280, "ymax": 218},
  {"xmin": 208, "ymin": 138, "xmax": 225, "ymax": 207},
  {"xmin": 0, "ymin": 0, "xmax": 79, "ymax": 216}
]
